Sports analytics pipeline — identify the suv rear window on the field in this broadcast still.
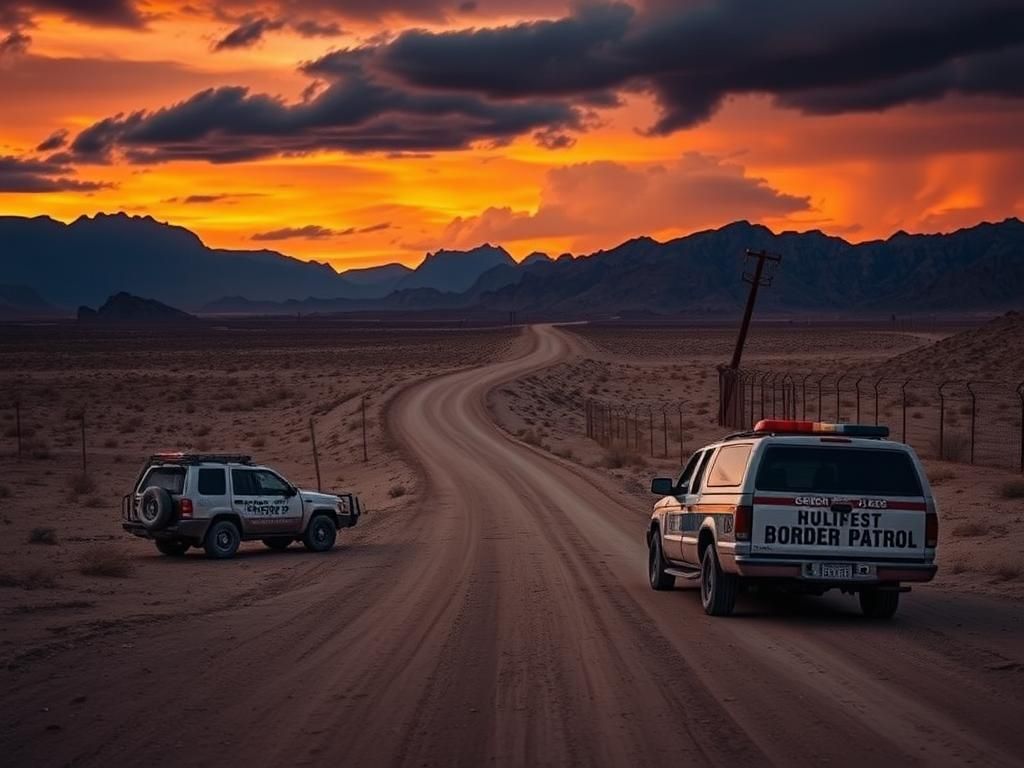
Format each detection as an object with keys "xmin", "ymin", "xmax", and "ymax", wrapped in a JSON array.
[
  {"xmin": 138, "ymin": 466, "xmax": 185, "ymax": 494},
  {"xmin": 755, "ymin": 446, "xmax": 923, "ymax": 496}
]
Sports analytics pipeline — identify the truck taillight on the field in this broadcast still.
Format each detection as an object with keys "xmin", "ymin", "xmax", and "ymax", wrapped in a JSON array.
[
  {"xmin": 734, "ymin": 505, "xmax": 753, "ymax": 541},
  {"xmin": 925, "ymin": 511, "xmax": 938, "ymax": 548},
  {"xmin": 179, "ymin": 498, "xmax": 194, "ymax": 519}
]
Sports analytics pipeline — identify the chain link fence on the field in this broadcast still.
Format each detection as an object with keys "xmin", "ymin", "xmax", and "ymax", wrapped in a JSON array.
[{"xmin": 719, "ymin": 368, "xmax": 1024, "ymax": 472}]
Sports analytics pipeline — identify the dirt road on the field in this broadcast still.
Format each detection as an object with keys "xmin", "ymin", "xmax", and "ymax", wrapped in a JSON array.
[{"xmin": 4, "ymin": 324, "xmax": 1024, "ymax": 767}]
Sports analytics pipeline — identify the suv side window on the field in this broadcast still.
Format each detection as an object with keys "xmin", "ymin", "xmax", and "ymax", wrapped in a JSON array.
[
  {"xmin": 197, "ymin": 468, "xmax": 226, "ymax": 496},
  {"xmin": 706, "ymin": 444, "xmax": 752, "ymax": 488},
  {"xmin": 690, "ymin": 450, "xmax": 715, "ymax": 495},
  {"xmin": 676, "ymin": 451, "xmax": 704, "ymax": 494},
  {"xmin": 254, "ymin": 470, "xmax": 290, "ymax": 496},
  {"xmin": 231, "ymin": 469, "xmax": 255, "ymax": 496}
]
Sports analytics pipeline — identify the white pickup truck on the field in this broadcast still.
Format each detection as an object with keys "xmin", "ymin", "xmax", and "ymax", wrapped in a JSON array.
[{"xmin": 647, "ymin": 420, "xmax": 938, "ymax": 618}]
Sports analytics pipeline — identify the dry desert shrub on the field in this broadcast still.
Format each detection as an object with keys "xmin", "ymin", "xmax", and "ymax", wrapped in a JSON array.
[
  {"xmin": 388, "ymin": 484, "xmax": 407, "ymax": 499},
  {"xmin": 989, "ymin": 561, "xmax": 1022, "ymax": 582},
  {"xmin": 0, "ymin": 484, "xmax": 10, "ymax": 498},
  {"xmin": 951, "ymin": 521, "xmax": 988, "ymax": 538},
  {"xmin": 999, "ymin": 480, "xmax": 1024, "ymax": 499},
  {"xmin": 927, "ymin": 467, "xmax": 956, "ymax": 485},
  {"xmin": 0, "ymin": 567, "xmax": 58, "ymax": 590},
  {"xmin": 68, "ymin": 473, "xmax": 96, "ymax": 496},
  {"xmin": 601, "ymin": 444, "xmax": 646, "ymax": 469},
  {"xmin": 79, "ymin": 545, "xmax": 135, "ymax": 578},
  {"xmin": 519, "ymin": 428, "xmax": 542, "ymax": 446},
  {"xmin": 949, "ymin": 561, "xmax": 970, "ymax": 575},
  {"xmin": 28, "ymin": 527, "xmax": 58, "ymax": 545}
]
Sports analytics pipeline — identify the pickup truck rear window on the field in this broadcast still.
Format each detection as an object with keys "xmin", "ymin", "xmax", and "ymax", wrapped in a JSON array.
[{"xmin": 755, "ymin": 446, "xmax": 923, "ymax": 496}]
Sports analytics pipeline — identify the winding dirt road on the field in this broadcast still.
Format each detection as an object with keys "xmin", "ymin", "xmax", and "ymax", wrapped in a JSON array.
[{"xmin": 4, "ymin": 324, "xmax": 1024, "ymax": 767}]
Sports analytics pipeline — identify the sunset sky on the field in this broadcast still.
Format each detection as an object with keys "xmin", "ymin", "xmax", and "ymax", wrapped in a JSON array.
[{"xmin": 1, "ymin": 0, "xmax": 1023, "ymax": 270}]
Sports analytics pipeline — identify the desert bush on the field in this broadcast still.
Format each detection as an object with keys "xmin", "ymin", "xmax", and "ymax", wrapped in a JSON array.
[
  {"xmin": 600, "ymin": 444, "xmax": 646, "ymax": 469},
  {"xmin": 520, "ymin": 428, "xmax": 542, "ymax": 447},
  {"xmin": 951, "ymin": 521, "xmax": 988, "ymax": 538},
  {"xmin": 251, "ymin": 435, "xmax": 266, "ymax": 448},
  {"xmin": 79, "ymin": 546, "xmax": 135, "ymax": 578},
  {"xmin": 103, "ymin": 437, "xmax": 119, "ymax": 449},
  {"xmin": 999, "ymin": 480, "xmax": 1024, "ymax": 499},
  {"xmin": 989, "ymin": 561, "xmax": 1022, "ymax": 582},
  {"xmin": 68, "ymin": 473, "xmax": 96, "ymax": 496},
  {"xmin": 19, "ymin": 567, "xmax": 58, "ymax": 590},
  {"xmin": 0, "ymin": 484, "xmax": 10, "ymax": 498},
  {"xmin": 28, "ymin": 527, "xmax": 58, "ymax": 545},
  {"xmin": 949, "ymin": 561, "xmax": 969, "ymax": 575},
  {"xmin": 388, "ymin": 484, "xmax": 407, "ymax": 499},
  {"xmin": 927, "ymin": 467, "xmax": 956, "ymax": 486},
  {"xmin": 84, "ymin": 495, "xmax": 104, "ymax": 509}
]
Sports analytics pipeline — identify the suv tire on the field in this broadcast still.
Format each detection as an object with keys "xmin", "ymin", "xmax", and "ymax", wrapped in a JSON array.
[
  {"xmin": 303, "ymin": 514, "xmax": 336, "ymax": 553},
  {"xmin": 139, "ymin": 486, "xmax": 174, "ymax": 531},
  {"xmin": 859, "ymin": 587, "xmax": 900, "ymax": 619},
  {"xmin": 262, "ymin": 538, "xmax": 291, "ymax": 551},
  {"xmin": 204, "ymin": 520, "xmax": 241, "ymax": 559},
  {"xmin": 648, "ymin": 530, "xmax": 676, "ymax": 591},
  {"xmin": 155, "ymin": 539, "xmax": 190, "ymax": 557},
  {"xmin": 700, "ymin": 546, "xmax": 738, "ymax": 617}
]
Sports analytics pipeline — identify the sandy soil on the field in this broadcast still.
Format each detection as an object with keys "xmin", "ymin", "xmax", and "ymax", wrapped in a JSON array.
[
  {"xmin": 0, "ymin": 321, "xmax": 517, "ymax": 669},
  {"xmin": 1, "ymin": 321, "xmax": 1022, "ymax": 767}
]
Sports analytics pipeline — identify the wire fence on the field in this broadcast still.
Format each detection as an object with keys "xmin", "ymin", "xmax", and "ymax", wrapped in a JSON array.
[
  {"xmin": 583, "ymin": 399, "xmax": 700, "ymax": 463},
  {"xmin": 718, "ymin": 368, "xmax": 1024, "ymax": 473}
]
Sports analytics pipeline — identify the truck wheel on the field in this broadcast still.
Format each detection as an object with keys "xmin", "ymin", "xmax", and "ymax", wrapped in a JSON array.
[
  {"xmin": 303, "ymin": 514, "xmax": 336, "ymax": 553},
  {"xmin": 204, "ymin": 520, "xmax": 241, "ymax": 559},
  {"xmin": 700, "ymin": 546, "xmax": 738, "ymax": 617},
  {"xmin": 262, "ymin": 538, "xmax": 291, "ymax": 551},
  {"xmin": 648, "ymin": 531, "xmax": 676, "ymax": 590},
  {"xmin": 139, "ymin": 486, "xmax": 174, "ymax": 531},
  {"xmin": 859, "ymin": 588, "xmax": 900, "ymax": 619},
  {"xmin": 155, "ymin": 539, "xmax": 190, "ymax": 557}
]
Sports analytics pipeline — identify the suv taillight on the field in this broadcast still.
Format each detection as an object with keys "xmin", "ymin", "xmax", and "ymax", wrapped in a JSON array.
[
  {"xmin": 925, "ymin": 509, "xmax": 938, "ymax": 548},
  {"xmin": 734, "ymin": 505, "xmax": 753, "ymax": 541},
  {"xmin": 179, "ymin": 498, "xmax": 194, "ymax": 519}
]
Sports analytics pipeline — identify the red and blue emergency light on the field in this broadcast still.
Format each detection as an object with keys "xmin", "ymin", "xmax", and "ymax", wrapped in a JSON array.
[{"xmin": 752, "ymin": 419, "xmax": 890, "ymax": 438}]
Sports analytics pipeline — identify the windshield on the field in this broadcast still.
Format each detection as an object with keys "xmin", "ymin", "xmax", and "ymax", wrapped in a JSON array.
[{"xmin": 755, "ymin": 446, "xmax": 923, "ymax": 496}]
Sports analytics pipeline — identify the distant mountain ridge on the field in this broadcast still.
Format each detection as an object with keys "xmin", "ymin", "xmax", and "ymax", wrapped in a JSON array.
[{"xmin": 2, "ymin": 213, "xmax": 1021, "ymax": 317}]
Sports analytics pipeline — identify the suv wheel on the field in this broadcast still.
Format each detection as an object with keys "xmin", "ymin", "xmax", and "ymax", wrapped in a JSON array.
[
  {"xmin": 262, "ymin": 538, "xmax": 291, "ymax": 551},
  {"xmin": 204, "ymin": 520, "xmax": 241, "ymax": 559},
  {"xmin": 303, "ymin": 515, "xmax": 336, "ymax": 553},
  {"xmin": 700, "ymin": 546, "xmax": 738, "ymax": 617},
  {"xmin": 859, "ymin": 587, "xmax": 900, "ymax": 619},
  {"xmin": 155, "ymin": 539, "xmax": 190, "ymax": 557},
  {"xmin": 648, "ymin": 530, "xmax": 676, "ymax": 591},
  {"xmin": 139, "ymin": 486, "xmax": 174, "ymax": 531}
]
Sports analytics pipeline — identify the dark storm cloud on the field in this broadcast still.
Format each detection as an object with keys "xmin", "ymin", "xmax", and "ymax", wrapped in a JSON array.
[
  {"xmin": 0, "ymin": 27, "xmax": 29, "ymax": 55},
  {"xmin": 292, "ymin": 18, "xmax": 343, "ymax": 37},
  {"xmin": 213, "ymin": 16, "xmax": 285, "ymax": 50},
  {"xmin": 66, "ymin": 70, "xmax": 581, "ymax": 163},
  {"xmin": 35, "ymin": 128, "xmax": 68, "ymax": 151},
  {"xmin": 0, "ymin": 0, "xmax": 145, "ymax": 27},
  {"xmin": 252, "ymin": 224, "xmax": 338, "ymax": 240},
  {"xmin": 0, "ymin": 155, "xmax": 109, "ymax": 192},
  {"xmin": 345, "ymin": 0, "xmax": 1024, "ymax": 132}
]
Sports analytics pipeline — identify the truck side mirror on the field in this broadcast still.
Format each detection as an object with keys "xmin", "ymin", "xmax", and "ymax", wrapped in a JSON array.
[{"xmin": 650, "ymin": 477, "xmax": 677, "ymax": 496}]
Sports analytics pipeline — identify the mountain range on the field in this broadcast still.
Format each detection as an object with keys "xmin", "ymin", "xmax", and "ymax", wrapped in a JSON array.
[{"xmin": 1, "ymin": 213, "xmax": 1022, "ymax": 318}]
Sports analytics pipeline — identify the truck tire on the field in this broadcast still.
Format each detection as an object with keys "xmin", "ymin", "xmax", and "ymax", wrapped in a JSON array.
[
  {"xmin": 204, "ymin": 520, "xmax": 241, "ymax": 559},
  {"xmin": 155, "ymin": 539, "xmax": 190, "ymax": 557},
  {"xmin": 262, "ymin": 537, "xmax": 291, "ymax": 551},
  {"xmin": 859, "ymin": 587, "xmax": 900, "ymax": 619},
  {"xmin": 648, "ymin": 530, "xmax": 676, "ymax": 591},
  {"xmin": 139, "ymin": 486, "xmax": 174, "ymax": 531},
  {"xmin": 303, "ymin": 514, "xmax": 336, "ymax": 553},
  {"xmin": 700, "ymin": 546, "xmax": 738, "ymax": 617}
]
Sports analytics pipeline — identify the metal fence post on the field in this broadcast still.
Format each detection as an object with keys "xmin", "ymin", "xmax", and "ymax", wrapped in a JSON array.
[
  {"xmin": 678, "ymin": 404, "xmax": 684, "ymax": 463},
  {"xmin": 801, "ymin": 373, "xmax": 812, "ymax": 421},
  {"xmin": 902, "ymin": 379, "xmax": 910, "ymax": 444},
  {"xmin": 874, "ymin": 378, "xmax": 883, "ymax": 426},
  {"xmin": 662, "ymin": 406, "xmax": 668, "ymax": 457},
  {"xmin": 966, "ymin": 381, "xmax": 976, "ymax": 465},
  {"xmin": 938, "ymin": 381, "xmax": 949, "ymax": 460},
  {"xmin": 816, "ymin": 374, "xmax": 827, "ymax": 420},
  {"xmin": 855, "ymin": 377, "xmax": 863, "ymax": 423},
  {"xmin": 649, "ymin": 406, "xmax": 655, "ymax": 457}
]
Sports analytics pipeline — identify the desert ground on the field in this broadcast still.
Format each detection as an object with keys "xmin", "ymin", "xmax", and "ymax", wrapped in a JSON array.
[{"xmin": 1, "ymin": 318, "xmax": 1023, "ymax": 767}]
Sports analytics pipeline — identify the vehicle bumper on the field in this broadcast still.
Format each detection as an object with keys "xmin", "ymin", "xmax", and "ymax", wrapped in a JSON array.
[
  {"xmin": 724, "ymin": 554, "xmax": 937, "ymax": 583},
  {"xmin": 121, "ymin": 519, "xmax": 210, "ymax": 541}
]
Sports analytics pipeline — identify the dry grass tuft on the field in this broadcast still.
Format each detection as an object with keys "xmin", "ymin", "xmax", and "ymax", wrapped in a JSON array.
[
  {"xmin": 989, "ymin": 561, "xmax": 1022, "ymax": 582},
  {"xmin": 999, "ymin": 479, "xmax": 1024, "ymax": 500},
  {"xmin": 68, "ymin": 473, "xmax": 96, "ymax": 496},
  {"xmin": 0, "ymin": 567, "xmax": 58, "ymax": 590},
  {"xmin": 600, "ymin": 444, "xmax": 646, "ymax": 469},
  {"xmin": 388, "ymin": 484, "xmax": 407, "ymax": 499},
  {"xmin": 28, "ymin": 527, "xmax": 58, "ymax": 545},
  {"xmin": 79, "ymin": 546, "xmax": 135, "ymax": 578}
]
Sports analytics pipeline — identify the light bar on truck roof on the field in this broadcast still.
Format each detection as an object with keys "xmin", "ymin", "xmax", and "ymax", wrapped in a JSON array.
[{"xmin": 752, "ymin": 419, "xmax": 890, "ymax": 438}]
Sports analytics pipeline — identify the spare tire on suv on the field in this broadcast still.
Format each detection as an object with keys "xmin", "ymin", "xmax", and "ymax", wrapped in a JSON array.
[{"xmin": 139, "ymin": 486, "xmax": 174, "ymax": 531}]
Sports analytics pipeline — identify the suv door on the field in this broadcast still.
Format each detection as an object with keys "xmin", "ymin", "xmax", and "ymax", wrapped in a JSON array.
[
  {"xmin": 660, "ymin": 450, "xmax": 705, "ymax": 562},
  {"xmin": 230, "ymin": 468, "xmax": 303, "ymax": 535},
  {"xmin": 679, "ymin": 448, "xmax": 716, "ymax": 564},
  {"xmin": 193, "ymin": 467, "xmax": 231, "ymax": 520}
]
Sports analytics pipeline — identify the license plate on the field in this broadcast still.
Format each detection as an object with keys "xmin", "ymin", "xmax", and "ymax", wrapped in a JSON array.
[{"xmin": 821, "ymin": 563, "xmax": 852, "ymax": 579}]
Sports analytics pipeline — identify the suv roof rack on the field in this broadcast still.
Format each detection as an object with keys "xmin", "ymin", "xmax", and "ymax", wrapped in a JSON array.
[{"xmin": 148, "ymin": 453, "xmax": 253, "ymax": 465}]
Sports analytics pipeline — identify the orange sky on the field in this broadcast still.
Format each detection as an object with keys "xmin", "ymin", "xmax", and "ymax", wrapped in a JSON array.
[{"xmin": 2, "ymin": 2, "xmax": 1023, "ymax": 271}]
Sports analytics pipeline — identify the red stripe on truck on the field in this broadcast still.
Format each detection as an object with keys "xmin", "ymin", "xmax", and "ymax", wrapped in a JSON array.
[{"xmin": 753, "ymin": 496, "xmax": 926, "ymax": 511}]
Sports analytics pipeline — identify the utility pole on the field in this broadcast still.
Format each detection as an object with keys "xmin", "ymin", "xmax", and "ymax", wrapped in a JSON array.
[{"xmin": 721, "ymin": 249, "xmax": 781, "ymax": 425}]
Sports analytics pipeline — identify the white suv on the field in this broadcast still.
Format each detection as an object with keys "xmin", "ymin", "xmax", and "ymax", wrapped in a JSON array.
[
  {"xmin": 122, "ymin": 453, "xmax": 363, "ymax": 559},
  {"xmin": 647, "ymin": 420, "xmax": 938, "ymax": 618}
]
